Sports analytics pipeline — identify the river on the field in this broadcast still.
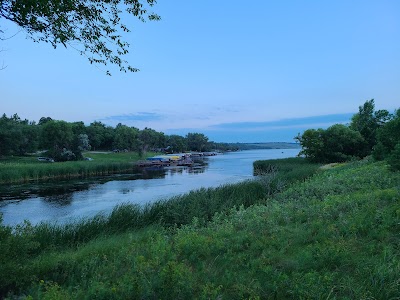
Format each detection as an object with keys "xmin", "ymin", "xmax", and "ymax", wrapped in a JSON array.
[{"xmin": 0, "ymin": 149, "xmax": 300, "ymax": 226}]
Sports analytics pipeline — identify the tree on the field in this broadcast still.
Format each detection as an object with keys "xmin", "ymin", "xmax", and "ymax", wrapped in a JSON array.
[
  {"xmin": 387, "ymin": 143, "xmax": 400, "ymax": 171},
  {"xmin": 113, "ymin": 124, "xmax": 139, "ymax": 151},
  {"xmin": 186, "ymin": 133, "xmax": 209, "ymax": 152},
  {"xmin": 138, "ymin": 127, "xmax": 165, "ymax": 154},
  {"xmin": 40, "ymin": 120, "xmax": 75, "ymax": 160},
  {"xmin": 38, "ymin": 117, "xmax": 53, "ymax": 125},
  {"xmin": 16, "ymin": 120, "xmax": 39, "ymax": 155},
  {"xmin": 373, "ymin": 110, "xmax": 400, "ymax": 161},
  {"xmin": 323, "ymin": 124, "xmax": 364, "ymax": 162},
  {"xmin": 71, "ymin": 121, "xmax": 86, "ymax": 135},
  {"xmin": 295, "ymin": 129, "xmax": 325, "ymax": 162},
  {"xmin": 0, "ymin": 0, "xmax": 160, "ymax": 74},
  {"xmin": 0, "ymin": 113, "xmax": 38, "ymax": 156},
  {"xmin": 76, "ymin": 133, "xmax": 91, "ymax": 152},
  {"xmin": 166, "ymin": 135, "xmax": 187, "ymax": 153},
  {"xmin": 350, "ymin": 99, "xmax": 391, "ymax": 156},
  {"xmin": 87, "ymin": 121, "xmax": 107, "ymax": 150},
  {"xmin": 0, "ymin": 113, "xmax": 21, "ymax": 156},
  {"xmin": 295, "ymin": 125, "xmax": 365, "ymax": 163}
]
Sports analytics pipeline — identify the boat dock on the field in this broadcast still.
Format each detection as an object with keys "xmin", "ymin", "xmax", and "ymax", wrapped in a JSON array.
[{"xmin": 136, "ymin": 152, "xmax": 218, "ymax": 168}]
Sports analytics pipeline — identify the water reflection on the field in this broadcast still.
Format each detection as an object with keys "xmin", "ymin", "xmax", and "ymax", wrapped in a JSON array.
[
  {"xmin": 0, "ymin": 149, "xmax": 299, "ymax": 226},
  {"xmin": 0, "ymin": 167, "xmax": 171, "ymax": 203},
  {"xmin": 43, "ymin": 193, "xmax": 74, "ymax": 206}
]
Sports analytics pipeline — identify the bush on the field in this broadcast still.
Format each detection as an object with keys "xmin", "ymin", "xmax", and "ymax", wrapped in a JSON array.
[{"xmin": 387, "ymin": 143, "xmax": 400, "ymax": 171}]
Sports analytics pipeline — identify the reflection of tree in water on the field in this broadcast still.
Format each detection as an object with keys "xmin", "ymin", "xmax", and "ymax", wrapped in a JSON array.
[
  {"xmin": 43, "ymin": 193, "xmax": 74, "ymax": 206},
  {"xmin": 0, "ymin": 181, "xmax": 90, "ymax": 202},
  {"xmin": 1, "ymin": 170, "xmax": 165, "ymax": 203},
  {"xmin": 167, "ymin": 168, "xmax": 184, "ymax": 176},
  {"xmin": 120, "ymin": 188, "xmax": 134, "ymax": 194},
  {"xmin": 1, "ymin": 163, "xmax": 205, "ymax": 205},
  {"xmin": 189, "ymin": 166, "xmax": 206, "ymax": 174},
  {"xmin": 188, "ymin": 159, "xmax": 209, "ymax": 174},
  {"xmin": 140, "ymin": 168, "xmax": 166, "ymax": 179}
]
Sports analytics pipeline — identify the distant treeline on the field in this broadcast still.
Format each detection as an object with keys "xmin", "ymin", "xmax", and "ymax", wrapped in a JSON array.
[
  {"xmin": 230, "ymin": 142, "xmax": 300, "ymax": 150},
  {"xmin": 296, "ymin": 99, "xmax": 400, "ymax": 170},
  {"xmin": 0, "ymin": 115, "xmax": 240, "ymax": 161}
]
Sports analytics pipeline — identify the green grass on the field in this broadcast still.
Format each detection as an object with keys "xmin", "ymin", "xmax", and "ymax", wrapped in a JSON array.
[
  {"xmin": 0, "ymin": 151, "xmax": 159, "ymax": 184},
  {"xmin": 1, "ymin": 159, "xmax": 399, "ymax": 299},
  {"xmin": 254, "ymin": 157, "xmax": 321, "ymax": 183}
]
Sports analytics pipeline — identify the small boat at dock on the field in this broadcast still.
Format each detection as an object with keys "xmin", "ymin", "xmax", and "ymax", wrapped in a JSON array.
[{"xmin": 136, "ymin": 153, "xmax": 194, "ymax": 167}]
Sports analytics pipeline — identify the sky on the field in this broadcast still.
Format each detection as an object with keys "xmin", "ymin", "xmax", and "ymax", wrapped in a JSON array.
[{"xmin": 1, "ymin": 0, "xmax": 399, "ymax": 142}]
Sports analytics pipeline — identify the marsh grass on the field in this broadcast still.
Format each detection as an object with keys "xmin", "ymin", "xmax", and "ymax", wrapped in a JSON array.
[
  {"xmin": 0, "ymin": 151, "xmax": 158, "ymax": 184},
  {"xmin": 2, "ymin": 159, "xmax": 399, "ymax": 299},
  {"xmin": 17, "ymin": 180, "xmax": 266, "ymax": 254},
  {"xmin": 254, "ymin": 157, "xmax": 321, "ymax": 183}
]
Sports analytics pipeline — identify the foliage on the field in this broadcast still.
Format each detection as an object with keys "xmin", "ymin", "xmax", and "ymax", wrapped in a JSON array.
[
  {"xmin": 296, "ymin": 100, "xmax": 395, "ymax": 163},
  {"xmin": 0, "ymin": 0, "xmax": 160, "ymax": 74},
  {"xmin": 1, "ymin": 160, "xmax": 399, "ymax": 299},
  {"xmin": 254, "ymin": 157, "xmax": 320, "ymax": 190},
  {"xmin": 138, "ymin": 127, "xmax": 165, "ymax": 153},
  {"xmin": 323, "ymin": 124, "xmax": 365, "ymax": 162},
  {"xmin": 39, "ymin": 120, "xmax": 89, "ymax": 161},
  {"xmin": 86, "ymin": 121, "xmax": 115, "ymax": 150},
  {"xmin": 350, "ymin": 99, "xmax": 392, "ymax": 156},
  {"xmin": 387, "ymin": 143, "xmax": 400, "ymax": 171},
  {"xmin": 0, "ymin": 151, "xmax": 158, "ymax": 184},
  {"xmin": 295, "ymin": 124, "xmax": 364, "ymax": 163},
  {"xmin": 186, "ymin": 132, "xmax": 209, "ymax": 152},
  {"xmin": 165, "ymin": 135, "xmax": 187, "ymax": 153},
  {"xmin": 373, "ymin": 110, "xmax": 400, "ymax": 162},
  {"xmin": 295, "ymin": 128, "xmax": 325, "ymax": 162},
  {"xmin": 0, "ymin": 113, "xmax": 38, "ymax": 156},
  {"xmin": 0, "ymin": 112, "xmax": 243, "ymax": 163},
  {"xmin": 112, "ymin": 123, "xmax": 140, "ymax": 151}
]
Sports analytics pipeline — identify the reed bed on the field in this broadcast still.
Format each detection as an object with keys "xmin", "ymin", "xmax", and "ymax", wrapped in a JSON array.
[
  {"xmin": 253, "ymin": 157, "xmax": 321, "ymax": 183},
  {"xmin": 0, "ymin": 161, "xmax": 135, "ymax": 184},
  {"xmin": 1, "ymin": 160, "xmax": 399, "ymax": 299},
  {"xmin": 3, "ymin": 157, "xmax": 321, "ymax": 253},
  {"xmin": 23, "ymin": 180, "xmax": 266, "ymax": 252},
  {"xmin": 0, "ymin": 151, "xmax": 158, "ymax": 184}
]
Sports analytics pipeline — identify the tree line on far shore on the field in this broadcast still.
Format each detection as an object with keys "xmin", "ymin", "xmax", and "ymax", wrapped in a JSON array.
[
  {"xmin": 296, "ymin": 99, "xmax": 400, "ymax": 170},
  {"xmin": 0, "ymin": 116, "xmax": 236, "ymax": 161}
]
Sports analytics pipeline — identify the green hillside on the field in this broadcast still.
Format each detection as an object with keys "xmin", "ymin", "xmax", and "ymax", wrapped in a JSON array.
[{"xmin": 1, "ymin": 159, "xmax": 399, "ymax": 299}]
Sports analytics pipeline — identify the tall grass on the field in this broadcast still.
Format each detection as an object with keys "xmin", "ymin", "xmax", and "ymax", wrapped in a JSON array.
[
  {"xmin": 19, "ymin": 180, "xmax": 265, "ymax": 253},
  {"xmin": 0, "ymin": 161, "xmax": 135, "ymax": 184},
  {"xmin": 0, "ymin": 151, "xmax": 158, "ymax": 184},
  {"xmin": 16, "ymin": 158, "xmax": 319, "ymax": 253},
  {"xmin": 254, "ymin": 157, "xmax": 321, "ymax": 183},
  {"xmin": 1, "ymin": 160, "xmax": 399, "ymax": 299}
]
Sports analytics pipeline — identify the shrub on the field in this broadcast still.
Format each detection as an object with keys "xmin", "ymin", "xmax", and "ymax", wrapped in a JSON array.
[{"xmin": 387, "ymin": 143, "xmax": 400, "ymax": 171}]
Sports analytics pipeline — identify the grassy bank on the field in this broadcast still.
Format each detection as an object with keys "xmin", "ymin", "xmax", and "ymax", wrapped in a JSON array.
[
  {"xmin": 1, "ymin": 158, "xmax": 399, "ymax": 299},
  {"xmin": 0, "ymin": 151, "xmax": 158, "ymax": 184}
]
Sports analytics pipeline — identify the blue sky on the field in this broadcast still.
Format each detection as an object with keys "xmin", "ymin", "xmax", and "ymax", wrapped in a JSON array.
[{"xmin": 1, "ymin": 0, "xmax": 399, "ymax": 142}]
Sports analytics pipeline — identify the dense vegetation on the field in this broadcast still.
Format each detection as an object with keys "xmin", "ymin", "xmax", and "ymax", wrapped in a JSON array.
[
  {"xmin": 0, "ymin": 158, "xmax": 398, "ymax": 299},
  {"xmin": 296, "ymin": 99, "xmax": 400, "ymax": 170},
  {"xmin": 0, "ymin": 114, "xmax": 238, "ymax": 161},
  {"xmin": 0, "ymin": 151, "xmax": 158, "ymax": 184},
  {"xmin": 1, "ymin": 99, "xmax": 399, "ymax": 298}
]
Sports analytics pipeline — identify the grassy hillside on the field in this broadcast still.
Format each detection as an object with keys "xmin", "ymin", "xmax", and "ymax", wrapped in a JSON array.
[{"xmin": 1, "ymin": 159, "xmax": 399, "ymax": 299}]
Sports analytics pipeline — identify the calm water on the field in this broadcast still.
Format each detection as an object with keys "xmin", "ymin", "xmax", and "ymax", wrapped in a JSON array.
[{"xmin": 0, "ymin": 149, "xmax": 299, "ymax": 226}]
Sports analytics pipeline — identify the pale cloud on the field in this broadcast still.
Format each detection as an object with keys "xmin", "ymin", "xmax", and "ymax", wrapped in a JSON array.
[
  {"xmin": 101, "ymin": 112, "xmax": 165, "ymax": 124},
  {"xmin": 164, "ymin": 113, "xmax": 354, "ymax": 142}
]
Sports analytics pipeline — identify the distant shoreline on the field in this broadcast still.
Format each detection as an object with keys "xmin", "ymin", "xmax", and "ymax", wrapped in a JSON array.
[{"xmin": 224, "ymin": 142, "xmax": 300, "ymax": 150}]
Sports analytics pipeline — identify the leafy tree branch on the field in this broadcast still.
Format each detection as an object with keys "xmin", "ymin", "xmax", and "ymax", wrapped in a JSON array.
[{"xmin": 0, "ymin": 0, "xmax": 160, "ymax": 74}]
